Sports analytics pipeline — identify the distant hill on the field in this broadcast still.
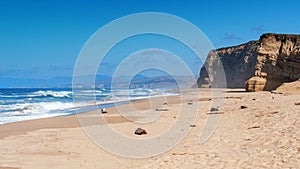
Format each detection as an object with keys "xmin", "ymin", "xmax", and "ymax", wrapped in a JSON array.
[
  {"xmin": 1, "ymin": 75, "xmax": 196, "ymax": 89},
  {"xmin": 75, "ymin": 75, "xmax": 196, "ymax": 89}
]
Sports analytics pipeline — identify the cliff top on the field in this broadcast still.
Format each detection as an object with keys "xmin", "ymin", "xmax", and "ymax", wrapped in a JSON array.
[{"xmin": 260, "ymin": 33, "xmax": 300, "ymax": 41}]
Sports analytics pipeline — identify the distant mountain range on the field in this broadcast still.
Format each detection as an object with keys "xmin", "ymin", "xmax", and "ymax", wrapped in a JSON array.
[{"xmin": 0, "ymin": 75, "xmax": 197, "ymax": 89}]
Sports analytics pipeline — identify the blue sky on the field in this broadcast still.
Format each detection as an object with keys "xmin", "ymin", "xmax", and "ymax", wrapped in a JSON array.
[{"xmin": 1, "ymin": 0, "xmax": 300, "ymax": 79}]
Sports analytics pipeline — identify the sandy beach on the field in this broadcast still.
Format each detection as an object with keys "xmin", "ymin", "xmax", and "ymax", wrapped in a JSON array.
[
  {"xmin": 2, "ymin": 1, "xmax": 300, "ymax": 168},
  {"xmin": 0, "ymin": 88, "xmax": 299, "ymax": 169}
]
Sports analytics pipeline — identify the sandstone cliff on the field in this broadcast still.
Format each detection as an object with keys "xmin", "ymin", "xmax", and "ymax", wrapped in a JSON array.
[
  {"xmin": 197, "ymin": 33, "xmax": 300, "ymax": 91},
  {"xmin": 274, "ymin": 79, "xmax": 300, "ymax": 94}
]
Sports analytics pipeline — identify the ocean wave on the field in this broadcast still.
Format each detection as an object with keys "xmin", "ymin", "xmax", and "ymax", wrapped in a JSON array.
[
  {"xmin": 0, "ymin": 101, "xmax": 76, "ymax": 116},
  {"xmin": 0, "ymin": 94, "xmax": 20, "ymax": 98},
  {"xmin": 73, "ymin": 92, "xmax": 108, "ymax": 97},
  {"xmin": 0, "ymin": 88, "xmax": 178, "ymax": 124},
  {"xmin": 32, "ymin": 90, "xmax": 72, "ymax": 98},
  {"xmin": 0, "ymin": 111, "xmax": 71, "ymax": 125},
  {"xmin": 79, "ymin": 90, "xmax": 103, "ymax": 93},
  {"xmin": 0, "ymin": 90, "xmax": 72, "ymax": 99}
]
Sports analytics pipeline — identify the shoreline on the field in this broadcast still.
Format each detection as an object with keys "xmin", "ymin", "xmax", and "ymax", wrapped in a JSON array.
[
  {"xmin": 0, "ymin": 88, "xmax": 180, "ymax": 126},
  {"xmin": 0, "ymin": 88, "xmax": 299, "ymax": 168},
  {"xmin": 0, "ymin": 91, "xmax": 182, "ymax": 139}
]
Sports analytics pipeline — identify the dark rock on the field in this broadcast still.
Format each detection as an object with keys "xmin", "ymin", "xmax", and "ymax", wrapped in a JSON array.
[
  {"xmin": 240, "ymin": 106, "xmax": 248, "ymax": 109},
  {"xmin": 210, "ymin": 107, "xmax": 219, "ymax": 112},
  {"xmin": 190, "ymin": 124, "xmax": 196, "ymax": 127},
  {"xmin": 101, "ymin": 108, "xmax": 107, "ymax": 114},
  {"xmin": 134, "ymin": 128, "xmax": 147, "ymax": 135}
]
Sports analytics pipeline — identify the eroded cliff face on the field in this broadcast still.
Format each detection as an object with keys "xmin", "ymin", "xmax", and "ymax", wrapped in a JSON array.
[
  {"xmin": 197, "ymin": 40, "xmax": 259, "ymax": 88},
  {"xmin": 197, "ymin": 33, "xmax": 300, "ymax": 91},
  {"xmin": 249, "ymin": 33, "xmax": 300, "ymax": 91}
]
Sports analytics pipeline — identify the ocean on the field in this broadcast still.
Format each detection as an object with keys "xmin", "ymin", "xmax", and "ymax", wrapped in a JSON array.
[{"xmin": 0, "ymin": 88, "xmax": 176, "ymax": 124}]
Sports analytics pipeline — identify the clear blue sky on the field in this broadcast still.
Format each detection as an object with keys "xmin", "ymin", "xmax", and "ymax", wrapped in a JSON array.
[{"xmin": 1, "ymin": 0, "xmax": 300, "ymax": 79}]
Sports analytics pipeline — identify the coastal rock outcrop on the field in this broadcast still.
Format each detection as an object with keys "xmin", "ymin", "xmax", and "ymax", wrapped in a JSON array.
[
  {"xmin": 274, "ymin": 79, "xmax": 300, "ymax": 94},
  {"xmin": 197, "ymin": 33, "xmax": 300, "ymax": 91}
]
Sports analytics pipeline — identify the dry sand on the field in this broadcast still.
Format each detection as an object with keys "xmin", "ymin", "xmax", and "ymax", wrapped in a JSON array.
[{"xmin": 0, "ymin": 89, "xmax": 299, "ymax": 168}]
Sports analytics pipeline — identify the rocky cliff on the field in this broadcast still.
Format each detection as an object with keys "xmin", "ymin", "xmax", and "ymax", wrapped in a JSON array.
[{"xmin": 197, "ymin": 33, "xmax": 300, "ymax": 91}]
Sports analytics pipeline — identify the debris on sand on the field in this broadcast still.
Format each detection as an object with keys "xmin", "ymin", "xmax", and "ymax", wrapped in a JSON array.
[
  {"xmin": 247, "ymin": 126, "xmax": 261, "ymax": 129},
  {"xmin": 172, "ymin": 152, "xmax": 186, "ymax": 155},
  {"xmin": 207, "ymin": 107, "xmax": 224, "ymax": 114},
  {"xmin": 101, "ymin": 108, "xmax": 107, "ymax": 114},
  {"xmin": 155, "ymin": 108, "xmax": 169, "ymax": 111},
  {"xmin": 134, "ymin": 128, "xmax": 147, "ymax": 135},
  {"xmin": 199, "ymin": 98, "xmax": 212, "ymax": 101},
  {"xmin": 210, "ymin": 107, "xmax": 219, "ymax": 112},
  {"xmin": 240, "ymin": 105, "xmax": 248, "ymax": 109},
  {"xmin": 207, "ymin": 111, "xmax": 224, "ymax": 115},
  {"xmin": 255, "ymin": 111, "xmax": 279, "ymax": 117}
]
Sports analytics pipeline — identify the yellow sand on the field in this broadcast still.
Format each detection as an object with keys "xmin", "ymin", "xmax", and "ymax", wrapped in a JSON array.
[{"xmin": 0, "ymin": 89, "xmax": 299, "ymax": 168}]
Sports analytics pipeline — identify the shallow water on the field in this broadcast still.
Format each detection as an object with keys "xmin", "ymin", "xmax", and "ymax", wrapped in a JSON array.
[{"xmin": 0, "ymin": 88, "xmax": 177, "ymax": 124}]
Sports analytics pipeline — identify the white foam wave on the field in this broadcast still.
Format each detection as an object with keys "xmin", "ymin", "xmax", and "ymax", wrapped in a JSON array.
[
  {"xmin": 79, "ymin": 90, "xmax": 103, "ymax": 93},
  {"xmin": 0, "ymin": 95, "xmax": 19, "ymax": 98},
  {"xmin": 0, "ymin": 101, "xmax": 77, "ymax": 115},
  {"xmin": 0, "ymin": 88, "xmax": 178, "ymax": 124},
  {"xmin": 32, "ymin": 90, "xmax": 72, "ymax": 98}
]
